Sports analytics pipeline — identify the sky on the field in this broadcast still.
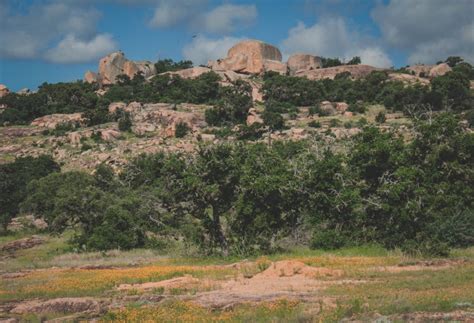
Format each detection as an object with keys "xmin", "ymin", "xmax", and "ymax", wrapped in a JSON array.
[{"xmin": 0, "ymin": 0, "xmax": 473, "ymax": 91}]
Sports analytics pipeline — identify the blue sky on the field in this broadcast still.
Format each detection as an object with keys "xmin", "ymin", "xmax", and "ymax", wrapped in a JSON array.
[{"xmin": 1, "ymin": 0, "xmax": 473, "ymax": 91}]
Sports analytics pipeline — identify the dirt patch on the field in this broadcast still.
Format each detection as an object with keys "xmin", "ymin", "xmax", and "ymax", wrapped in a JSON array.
[
  {"xmin": 10, "ymin": 297, "xmax": 108, "ymax": 315},
  {"xmin": 0, "ymin": 236, "xmax": 45, "ymax": 253},
  {"xmin": 78, "ymin": 264, "xmax": 118, "ymax": 270},
  {"xmin": 117, "ymin": 275, "xmax": 201, "ymax": 291},
  {"xmin": 256, "ymin": 260, "xmax": 343, "ymax": 278},
  {"xmin": 375, "ymin": 259, "xmax": 468, "ymax": 273},
  {"xmin": 189, "ymin": 261, "xmax": 351, "ymax": 309},
  {"xmin": 0, "ymin": 272, "xmax": 28, "ymax": 279}
]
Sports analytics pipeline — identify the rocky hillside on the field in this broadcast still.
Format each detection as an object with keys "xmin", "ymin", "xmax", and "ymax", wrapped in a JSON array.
[{"xmin": 2, "ymin": 39, "xmax": 471, "ymax": 172}]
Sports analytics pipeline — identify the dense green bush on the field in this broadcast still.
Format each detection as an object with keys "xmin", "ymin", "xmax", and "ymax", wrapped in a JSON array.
[
  {"xmin": 175, "ymin": 122, "xmax": 189, "ymax": 138},
  {"xmin": 118, "ymin": 112, "xmax": 132, "ymax": 132},
  {"xmin": 0, "ymin": 82, "xmax": 98, "ymax": 125},
  {"xmin": 375, "ymin": 111, "xmax": 386, "ymax": 123},
  {"xmin": 204, "ymin": 80, "xmax": 253, "ymax": 126},
  {"xmin": 262, "ymin": 69, "xmax": 472, "ymax": 115},
  {"xmin": 154, "ymin": 59, "xmax": 193, "ymax": 74},
  {"xmin": 0, "ymin": 156, "xmax": 60, "ymax": 229}
]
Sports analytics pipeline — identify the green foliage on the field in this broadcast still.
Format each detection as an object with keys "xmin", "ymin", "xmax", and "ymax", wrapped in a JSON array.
[
  {"xmin": 308, "ymin": 120, "xmax": 321, "ymax": 128},
  {"xmin": 118, "ymin": 112, "xmax": 133, "ymax": 132},
  {"xmin": 431, "ymin": 71, "xmax": 472, "ymax": 110},
  {"xmin": 375, "ymin": 111, "xmax": 386, "ymax": 123},
  {"xmin": 0, "ymin": 156, "xmax": 60, "ymax": 229},
  {"xmin": 154, "ymin": 59, "xmax": 193, "ymax": 74},
  {"xmin": 43, "ymin": 122, "xmax": 78, "ymax": 137},
  {"xmin": 175, "ymin": 122, "xmax": 190, "ymax": 138},
  {"xmin": 348, "ymin": 102, "xmax": 366, "ymax": 114},
  {"xmin": 311, "ymin": 229, "xmax": 348, "ymax": 250},
  {"xmin": 347, "ymin": 56, "xmax": 361, "ymax": 65},
  {"xmin": 262, "ymin": 111, "xmax": 285, "ymax": 131},
  {"xmin": 445, "ymin": 56, "xmax": 464, "ymax": 68},
  {"xmin": 262, "ymin": 70, "xmax": 472, "ymax": 114},
  {"xmin": 237, "ymin": 123, "xmax": 265, "ymax": 141},
  {"xmin": 464, "ymin": 109, "xmax": 474, "ymax": 127},
  {"xmin": 84, "ymin": 205, "xmax": 144, "ymax": 250},
  {"xmin": 14, "ymin": 115, "xmax": 473, "ymax": 255},
  {"xmin": 321, "ymin": 57, "xmax": 343, "ymax": 68},
  {"xmin": 205, "ymin": 80, "xmax": 253, "ymax": 126},
  {"xmin": 0, "ymin": 82, "xmax": 98, "ymax": 125},
  {"xmin": 329, "ymin": 119, "xmax": 341, "ymax": 127}
]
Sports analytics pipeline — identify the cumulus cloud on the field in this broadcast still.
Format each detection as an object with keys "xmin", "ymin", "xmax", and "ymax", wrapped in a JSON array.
[
  {"xmin": 182, "ymin": 35, "xmax": 244, "ymax": 65},
  {"xmin": 0, "ymin": 1, "xmax": 117, "ymax": 63},
  {"xmin": 281, "ymin": 17, "xmax": 392, "ymax": 68},
  {"xmin": 372, "ymin": 0, "xmax": 474, "ymax": 64},
  {"xmin": 150, "ymin": 1, "xmax": 257, "ymax": 34},
  {"xmin": 150, "ymin": 0, "xmax": 205, "ymax": 28},
  {"xmin": 45, "ymin": 34, "xmax": 117, "ymax": 64},
  {"xmin": 198, "ymin": 4, "xmax": 257, "ymax": 34}
]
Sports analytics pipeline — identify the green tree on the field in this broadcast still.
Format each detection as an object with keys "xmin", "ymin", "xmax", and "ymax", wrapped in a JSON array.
[{"xmin": 0, "ymin": 156, "xmax": 60, "ymax": 229}]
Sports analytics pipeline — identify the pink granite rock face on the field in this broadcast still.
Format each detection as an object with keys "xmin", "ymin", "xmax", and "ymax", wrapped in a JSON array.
[
  {"xmin": 209, "ymin": 40, "xmax": 284, "ymax": 74},
  {"xmin": 288, "ymin": 54, "xmax": 322, "ymax": 75}
]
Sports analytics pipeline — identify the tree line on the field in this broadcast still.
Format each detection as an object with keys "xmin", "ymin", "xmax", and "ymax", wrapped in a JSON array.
[{"xmin": 1, "ymin": 114, "xmax": 472, "ymax": 256}]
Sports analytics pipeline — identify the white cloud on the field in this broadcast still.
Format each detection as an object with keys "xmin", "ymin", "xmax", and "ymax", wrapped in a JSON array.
[
  {"xmin": 45, "ymin": 34, "xmax": 117, "ymax": 64},
  {"xmin": 357, "ymin": 47, "xmax": 392, "ymax": 69},
  {"xmin": 150, "ymin": 1, "xmax": 257, "ymax": 34},
  {"xmin": 149, "ymin": 0, "xmax": 205, "ymax": 28},
  {"xmin": 198, "ymin": 4, "xmax": 257, "ymax": 34},
  {"xmin": 281, "ymin": 17, "xmax": 393, "ymax": 68},
  {"xmin": 372, "ymin": 0, "xmax": 474, "ymax": 64},
  {"xmin": 0, "ymin": 1, "xmax": 117, "ymax": 63},
  {"xmin": 182, "ymin": 35, "xmax": 244, "ymax": 65}
]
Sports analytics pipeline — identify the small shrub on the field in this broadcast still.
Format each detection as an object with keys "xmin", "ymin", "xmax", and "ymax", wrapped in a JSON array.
[
  {"xmin": 175, "ymin": 122, "xmax": 190, "ymax": 138},
  {"xmin": 329, "ymin": 119, "xmax": 341, "ymax": 127},
  {"xmin": 91, "ymin": 131, "xmax": 103, "ymax": 143},
  {"xmin": 348, "ymin": 102, "xmax": 366, "ymax": 114},
  {"xmin": 308, "ymin": 120, "xmax": 321, "ymax": 128},
  {"xmin": 207, "ymin": 127, "xmax": 234, "ymax": 139},
  {"xmin": 344, "ymin": 121, "xmax": 353, "ymax": 129},
  {"xmin": 357, "ymin": 117, "xmax": 368, "ymax": 127},
  {"xmin": 81, "ymin": 143, "xmax": 92, "ymax": 151},
  {"xmin": 51, "ymin": 122, "xmax": 76, "ymax": 137},
  {"xmin": 237, "ymin": 123, "xmax": 265, "ymax": 141},
  {"xmin": 375, "ymin": 111, "xmax": 386, "ymax": 123},
  {"xmin": 118, "ymin": 112, "xmax": 132, "ymax": 132},
  {"xmin": 262, "ymin": 111, "xmax": 285, "ymax": 131}
]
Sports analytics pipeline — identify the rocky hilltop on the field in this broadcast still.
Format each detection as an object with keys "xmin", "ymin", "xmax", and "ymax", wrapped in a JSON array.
[{"xmin": 0, "ymin": 39, "xmax": 466, "ymax": 172}]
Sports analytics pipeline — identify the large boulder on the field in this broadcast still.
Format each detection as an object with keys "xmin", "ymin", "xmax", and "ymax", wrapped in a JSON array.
[
  {"xmin": 288, "ymin": 54, "xmax": 322, "ymax": 75},
  {"xmin": 123, "ymin": 60, "xmax": 156, "ymax": 79},
  {"xmin": 388, "ymin": 73, "xmax": 430, "ymax": 86},
  {"xmin": 429, "ymin": 63, "xmax": 452, "ymax": 78},
  {"xmin": 295, "ymin": 64, "xmax": 381, "ymax": 80},
  {"xmin": 209, "ymin": 40, "xmax": 284, "ymax": 74},
  {"xmin": 0, "ymin": 84, "xmax": 10, "ymax": 98},
  {"xmin": 84, "ymin": 71, "xmax": 100, "ymax": 84},
  {"xmin": 87, "ymin": 51, "xmax": 157, "ymax": 85},
  {"xmin": 98, "ymin": 51, "xmax": 128, "ymax": 85},
  {"xmin": 407, "ymin": 64, "xmax": 433, "ymax": 77},
  {"xmin": 164, "ymin": 66, "xmax": 212, "ymax": 79},
  {"xmin": 246, "ymin": 108, "xmax": 263, "ymax": 125}
]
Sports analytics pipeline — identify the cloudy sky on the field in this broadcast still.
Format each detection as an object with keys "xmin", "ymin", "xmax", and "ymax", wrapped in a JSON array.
[{"xmin": 1, "ymin": 0, "xmax": 473, "ymax": 90}]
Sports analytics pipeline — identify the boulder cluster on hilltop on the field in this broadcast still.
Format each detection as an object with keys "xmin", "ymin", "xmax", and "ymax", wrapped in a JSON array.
[
  {"xmin": 83, "ymin": 39, "xmax": 454, "ymax": 87},
  {"xmin": 84, "ymin": 51, "xmax": 156, "ymax": 85}
]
